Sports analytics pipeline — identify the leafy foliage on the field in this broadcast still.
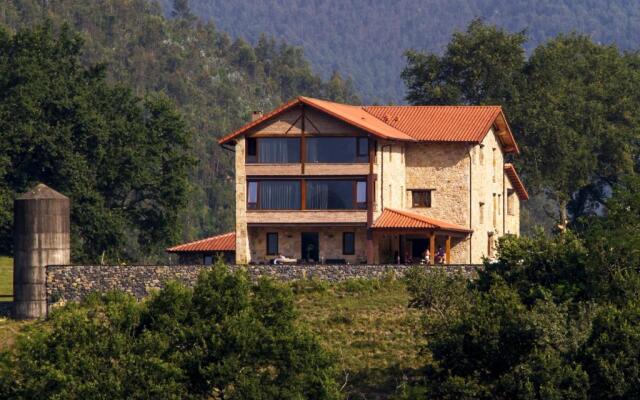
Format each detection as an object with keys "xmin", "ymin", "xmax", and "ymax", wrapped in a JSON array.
[
  {"xmin": 403, "ymin": 178, "xmax": 640, "ymax": 399},
  {"xmin": 0, "ymin": 23, "xmax": 193, "ymax": 262},
  {"xmin": 0, "ymin": 265, "xmax": 339, "ymax": 399},
  {"xmin": 0, "ymin": 0, "xmax": 358, "ymax": 259},
  {"xmin": 164, "ymin": 0, "xmax": 640, "ymax": 103},
  {"xmin": 403, "ymin": 20, "xmax": 640, "ymax": 229}
]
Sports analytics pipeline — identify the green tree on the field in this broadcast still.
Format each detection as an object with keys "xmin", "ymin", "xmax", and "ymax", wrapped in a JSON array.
[
  {"xmin": 0, "ymin": 265, "xmax": 339, "ymax": 399},
  {"xmin": 402, "ymin": 19, "xmax": 526, "ymax": 106},
  {"xmin": 406, "ymin": 272, "xmax": 589, "ymax": 400},
  {"xmin": 402, "ymin": 20, "xmax": 640, "ymax": 229},
  {"xmin": 0, "ymin": 23, "xmax": 193, "ymax": 261}
]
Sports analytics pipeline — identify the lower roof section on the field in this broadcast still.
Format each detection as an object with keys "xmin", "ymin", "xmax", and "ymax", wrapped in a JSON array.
[
  {"xmin": 166, "ymin": 232, "xmax": 236, "ymax": 252},
  {"xmin": 372, "ymin": 208, "xmax": 472, "ymax": 234}
]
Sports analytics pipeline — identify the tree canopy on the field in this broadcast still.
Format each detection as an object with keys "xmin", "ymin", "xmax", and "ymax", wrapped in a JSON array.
[
  {"xmin": 0, "ymin": 23, "xmax": 193, "ymax": 262},
  {"xmin": 402, "ymin": 20, "xmax": 640, "ymax": 230},
  {"xmin": 400, "ymin": 174, "xmax": 640, "ymax": 399},
  {"xmin": 0, "ymin": 0, "xmax": 359, "ymax": 260},
  {"xmin": 0, "ymin": 265, "xmax": 339, "ymax": 399}
]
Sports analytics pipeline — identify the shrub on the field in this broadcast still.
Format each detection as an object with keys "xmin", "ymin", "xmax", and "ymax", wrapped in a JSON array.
[{"xmin": 0, "ymin": 264, "xmax": 340, "ymax": 399}]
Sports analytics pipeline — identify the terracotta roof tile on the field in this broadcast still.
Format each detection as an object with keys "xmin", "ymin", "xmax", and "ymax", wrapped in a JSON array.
[
  {"xmin": 300, "ymin": 97, "xmax": 414, "ymax": 141},
  {"xmin": 372, "ymin": 208, "xmax": 472, "ymax": 233},
  {"xmin": 504, "ymin": 164, "xmax": 529, "ymax": 200},
  {"xmin": 166, "ymin": 232, "xmax": 236, "ymax": 252}
]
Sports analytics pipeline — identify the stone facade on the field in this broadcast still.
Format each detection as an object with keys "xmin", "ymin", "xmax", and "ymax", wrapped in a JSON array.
[
  {"xmin": 46, "ymin": 263, "xmax": 482, "ymax": 303},
  {"xmin": 248, "ymin": 226, "xmax": 368, "ymax": 264},
  {"xmin": 232, "ymin": 103, "xmax": 523, "ymax": 265}
]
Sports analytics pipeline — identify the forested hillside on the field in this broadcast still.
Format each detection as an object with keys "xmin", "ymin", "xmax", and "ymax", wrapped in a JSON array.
[
  {"xmin": 167, "ymin": 0, "xmax": 640, "ymax": 102},
  {"xmin": 0, "ymin": 0, "xmax": 358, "ymax": 260}
]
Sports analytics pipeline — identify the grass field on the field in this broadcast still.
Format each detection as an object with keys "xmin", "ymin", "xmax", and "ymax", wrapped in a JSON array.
[
  {"xmin": 0, "ymin": 275, "xmax": 420, "ymax": 398},
  {"xmin": 294, "ymin": 277, "xmax": 422, "ymax": 399},
  {"xmin": 0, "ymin": 256, "xmax": 12, "ymax": 302}
]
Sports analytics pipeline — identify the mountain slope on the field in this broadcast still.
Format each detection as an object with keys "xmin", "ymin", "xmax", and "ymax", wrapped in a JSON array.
[{"xmin": 167, "ymin": 0, "xmax": 640, "ymax": 102}]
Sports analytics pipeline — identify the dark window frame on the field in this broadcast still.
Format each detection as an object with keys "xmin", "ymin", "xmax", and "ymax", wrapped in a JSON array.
[
  {"xmin": 266, "ymin": 232, "xmax": 278, "ymax": 255},
  {"xmin": 343, "ymin": 232, "xmax": 355, "ymax": 255},
  {"xmin": 247, "ymin": 181, "xmax": 259, "ymax": 209},
  {"xmin": 305, "ymin": 179, "xmax": 367, "ymax": 210},
  {"xmin": 246, "ymin": 138, "xmax": 258, "ymax": 163},
  {"xmin": 306, "ymin": 136, "xmax": 370, "ymax": 164},
  {"xmin": 246, "ymin": 137, "xmax": 301, "ymax": 164},
  {"xmin": 410, "ymin": 189, "xmax": 433, "ymax": 208},
  {"xmin": 248, "ymin": 178, "xmax": 368, "ymax": 211}
]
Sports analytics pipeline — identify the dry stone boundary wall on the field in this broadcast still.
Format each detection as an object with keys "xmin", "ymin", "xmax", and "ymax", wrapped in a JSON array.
[{"xmin": 46, "ymin": 264, "xmax": 481, "ymax": 304}]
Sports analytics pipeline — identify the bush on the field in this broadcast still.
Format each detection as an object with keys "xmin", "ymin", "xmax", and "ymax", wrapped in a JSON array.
[{"xmin": 0, "ymin": 264, "xmax": 340, "ymax": 399}]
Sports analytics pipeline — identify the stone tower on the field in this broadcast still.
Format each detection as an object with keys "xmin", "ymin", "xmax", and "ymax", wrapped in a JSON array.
[{"xmin": 13, "ymin": 184, "xmax": 70, "ymax": 319}]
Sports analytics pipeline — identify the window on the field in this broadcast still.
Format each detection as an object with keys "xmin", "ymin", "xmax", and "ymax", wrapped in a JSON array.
[
  {"xmin": 267, "ymin": 233, "xmax": 278, "ymax": 255},
  {"xmin": 248, "ymin": 180, "xmax": 301, "ymax": 210},
  {"xmin": 247, "ymin": 181, "xmax": 258, "ymax": 209},
  {"xmin": 492, "ymin": 194, "xmax": 497, "ymax": 227},
  {"xmin": 246, "ymin": 138, "xmax": 257, "ymax": 163},
  {"xmin": 498, "ymin": 194, "xmax": 502, "ymax": 215},
  {"xmin": 305, "ymin": 137, "xmax": 369, "ymax": 163},
  {"xmin": 356, "ymin": 181, "xmax": 367, "ymax": 209},
  {"xmin": 343, "ymin": 232, "xmax": 355, "ymax": 255},
  {"xmin": 492, "ymin": 148, "xmax": 497, "ymax": 182},
  {"xmin": 203, "ymin": 255, "xmax": 213, "ymax": 265},
  {"xmin": 253, "ymin": 138, "xmax": 300, "ymax": 163},
  {"xmin": 411, "ymin": 190, "xmax": 432, "ymax": 208},
  {"xmin": 357, "ymin": 137, "xmax": 369, "ymax": 160},
  {"xmin": 479, "ymin": 144, "xmax": 485, "ymax": 165},
  {"xmin": 479, "ymin": 202, "xmax": 485, "ymax": 224},
  {"xmin": 306, "ymin": 180, "xmax": 355, "ymax": 209},
  {"xmin": 507, "ymin": 189, "xmax": 516, "ymax": 215}
]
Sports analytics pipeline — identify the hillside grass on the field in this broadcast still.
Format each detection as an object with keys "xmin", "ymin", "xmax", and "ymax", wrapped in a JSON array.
[
  {"xmin": 0, "ymin": 256, "xmax": 12, "ymax": 301},
  {"xmin": 293, "ymin": 277, "xmax": 422, "ymax": 399},
  {"xmin": 0, "ymin": 275, "xmax": 420, "ymax": 398}
]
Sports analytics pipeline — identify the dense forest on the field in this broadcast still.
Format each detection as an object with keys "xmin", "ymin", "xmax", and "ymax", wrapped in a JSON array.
[
  {"xmin": 0, "ymin": 0, "xmax": 358, "ymax": 262},
  {"xmin": 167, "ymin": 0, "xmax": 640, "ymax": 102}
]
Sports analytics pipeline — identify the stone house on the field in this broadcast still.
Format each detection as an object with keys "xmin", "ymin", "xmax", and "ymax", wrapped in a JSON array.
[{"xmin": 213, "ymin": 96, "xmax": 528, "ymax": 265}]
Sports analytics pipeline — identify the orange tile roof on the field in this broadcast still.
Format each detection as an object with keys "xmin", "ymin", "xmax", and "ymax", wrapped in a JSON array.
[
  {"xmin": 364, "ymin": 105, "xmax": 499, "ymax": 140},
  {"xmin": 300, "ymin": 97, "xmax": 414, "ymax": 141},
  {"xmin": 372, "ymin": 208, "xmax": 472, "ymax": 233},
  {"xmin": 504, "ymin": 164, "xmax": 529, "ymax": 200},
  {"xmin": 218, "ymin": 97, "xmax": 519, "ymax": 153},
  {"xmin": 166, "ymin": 232, "xmax": 236, "ymax": 252}
]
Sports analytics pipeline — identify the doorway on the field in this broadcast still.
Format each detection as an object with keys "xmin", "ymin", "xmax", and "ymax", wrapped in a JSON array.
[
  {"xmin": 411, "ymin": 238, "xmax": 429, "ymax": 259},
  {"xmin": 301, "ymin": 232, "xmax": 319, "ymax": 263}
]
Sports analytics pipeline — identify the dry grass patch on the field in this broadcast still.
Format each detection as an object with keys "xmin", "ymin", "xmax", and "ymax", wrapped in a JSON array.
[{"xmin": 294, "ymin": 277, "xmax": 422, "ymax": 399}]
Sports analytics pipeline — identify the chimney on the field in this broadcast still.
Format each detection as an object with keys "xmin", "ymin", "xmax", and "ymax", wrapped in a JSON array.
[{"xmin": 251, "ymin": 110, "xmax": 263, "ymax": 122}]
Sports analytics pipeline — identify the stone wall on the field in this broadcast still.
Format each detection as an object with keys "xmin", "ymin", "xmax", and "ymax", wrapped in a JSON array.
[{"xmin": 46, "ymin": 264, "xmax": 481, "ymax": 303}]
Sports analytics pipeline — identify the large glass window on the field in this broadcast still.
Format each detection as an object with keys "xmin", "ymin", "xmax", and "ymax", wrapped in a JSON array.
[
  {"xmin": 306, "ymin": 137, "xmax": 368, "ymax": 163},
  {"xmin": 307, "ymin": 180, "xmax": 356, "ymax": 209},
  {"xmin": 258, "ymin": 180, "xmax": 301, "ymax": 209},
  {"xmin": 248, "ymin": 137, "xmax": 300, "ymax": 163}
]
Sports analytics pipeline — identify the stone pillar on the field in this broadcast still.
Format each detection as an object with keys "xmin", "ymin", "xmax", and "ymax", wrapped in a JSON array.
[{"xmin": 13, "ymin": 184, "xmax": 70, "ymax": 319}]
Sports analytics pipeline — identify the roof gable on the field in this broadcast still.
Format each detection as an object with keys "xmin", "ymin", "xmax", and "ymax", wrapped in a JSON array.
[{"xmin": 218, "ymin": 97, "xmax": 519, "ymax": 154}]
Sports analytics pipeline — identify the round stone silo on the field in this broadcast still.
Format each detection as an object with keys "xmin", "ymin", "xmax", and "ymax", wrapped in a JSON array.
[{"xmin": 13, "ymin": 184, "xmax": 70, "ymax": 319}]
